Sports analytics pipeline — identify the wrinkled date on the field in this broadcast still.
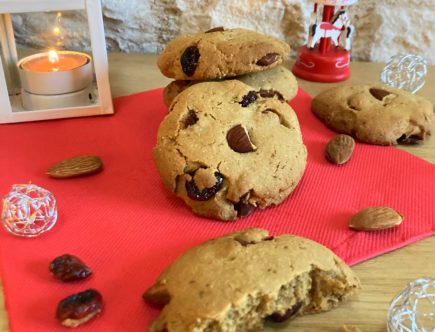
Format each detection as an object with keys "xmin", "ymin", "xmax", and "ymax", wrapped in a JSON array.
[
  {"xmin": 186, "ymin": 172, "xmax": 224, "ymax": 201},
  {"xmin": 56, "ymin": 289, "xmax": 103, "ymax": 328},
  {"xmin": 49, "ymin": 254, "xmax": 92, "ymax": 282},
  {"xmin": 266, "ymin": 302, "xmax": 303, "ymax": 323},
  {"xmin": 181, "ymin": 46, "xmax": 200, "ymax": 77}
]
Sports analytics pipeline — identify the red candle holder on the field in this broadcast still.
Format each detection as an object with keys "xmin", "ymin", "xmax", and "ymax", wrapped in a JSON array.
[{"xmin": 292, "ymin": 0, "xmax": 358, "ymax": 82}]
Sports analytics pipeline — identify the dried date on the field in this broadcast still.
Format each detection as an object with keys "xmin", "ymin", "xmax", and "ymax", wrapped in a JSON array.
[
  {"xmin": 56, "ymin": 289, "xmax": 103, "ymax": 327},
  {"xmin": 49, "ymin": 254, "xmax": 92, "ymax": 282}
]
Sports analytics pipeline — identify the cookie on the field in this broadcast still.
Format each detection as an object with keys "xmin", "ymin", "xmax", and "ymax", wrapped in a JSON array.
[
  {"xmin": 143, "ymin": 228, "xmax": 361, "ymax": 332},
  {"xmin": 157, "ymin": 28, "xmax": 290, "ymax": 80},
  {"xmin": 312, "ymin": 84, "xmax": 434, "ymax": 145},
  {"xmin": 163, "ymin": 65, "xmax": 298, "ymax": 107},
  {"xmin": 153, "ymin": 80, "xmax": 307, "ymax": 220}
]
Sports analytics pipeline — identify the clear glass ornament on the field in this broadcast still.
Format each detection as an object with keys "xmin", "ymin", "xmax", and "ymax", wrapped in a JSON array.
[
  {"xmin": 380, "ymin": 54, "xmax": 427, "ymax": 94},
  {"xmin": 1, "ymin": 184, "xmax": 57, "ymax": 237},
  {"xmin": 388, "ymin": 277, "xmax": 435, "ymax": 332}
]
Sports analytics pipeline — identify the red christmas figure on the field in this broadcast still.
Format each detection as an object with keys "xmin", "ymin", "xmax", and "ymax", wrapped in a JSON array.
[{"xmin": 292, "ymin": 0, "xmax": 358, "ymax": 82}]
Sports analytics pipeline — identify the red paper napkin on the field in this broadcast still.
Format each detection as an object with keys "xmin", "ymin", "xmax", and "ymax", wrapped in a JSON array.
[{"xmin": 0, "ymin": 88, "xmax": 434, "ymax": 331}]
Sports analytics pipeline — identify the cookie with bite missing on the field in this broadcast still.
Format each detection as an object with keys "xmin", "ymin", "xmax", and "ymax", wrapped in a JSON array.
[
  {"xmin": 153, "ymin": 80, "xmax": 307, "ymax": 221},
  {"xmin": 163, "ymin": 65, "xmax": 298, "ymax": 107},
  {"xmin": 312, "ymin": 84, "xmax": 434, "ymax": 145},
  {"xmin": 143, "ymin": 228, "xmax": 361, "ymax": 332},
  {"xmin": 157, "ymin": 28, "xmax": 290, "ymax": 80}
]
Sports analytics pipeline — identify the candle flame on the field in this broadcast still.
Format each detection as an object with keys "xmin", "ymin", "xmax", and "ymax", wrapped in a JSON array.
[{"xmin": 48, "ymin": 50, "xmax": 60, "ymax": 72}]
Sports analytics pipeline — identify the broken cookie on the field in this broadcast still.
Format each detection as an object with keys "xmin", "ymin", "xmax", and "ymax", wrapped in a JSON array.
[{"xmin": 143, "ymin": 228, "xmax": 361, "ymax": 332}]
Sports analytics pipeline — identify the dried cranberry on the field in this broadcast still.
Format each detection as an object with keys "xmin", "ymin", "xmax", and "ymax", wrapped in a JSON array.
[
  {"xmin": 183, "ymin": 110, "xmax": 199, "ymax": 128},
  {"xmin": 185, "ymin": 171, "xmax": 224, "ymax": 201},
  {"xmin": 181, "ymin": 46, "xmax": 200, "ymax": 77},
  {"xmin": 239, "ymin": 91, "xmax": 258, "ymax": 107}
]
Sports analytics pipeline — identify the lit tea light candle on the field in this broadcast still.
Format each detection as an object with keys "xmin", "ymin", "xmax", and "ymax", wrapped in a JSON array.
[
  {"xmin": 17, "ymin": 51, "xmax": 94, "ymax": 110},
  {"xmin": 21, "ymin": 50, "xmax": 88, "ymax": 73}
]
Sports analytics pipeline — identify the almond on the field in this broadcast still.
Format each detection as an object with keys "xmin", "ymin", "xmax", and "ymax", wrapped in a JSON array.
[
  {"xmin": 369, "ymin": 88, "xmax": 391, "ymax": 101},
  {"xmin": 349, "ymin": 207, "xmax": 403, "ymax": 231},
  {"xmin": 325, "ymin": 134, "xmax": 355, "ymax": 165},
  {"xmin": 47, "ymin": 155, "xmax": 103, "ymax": 178}
]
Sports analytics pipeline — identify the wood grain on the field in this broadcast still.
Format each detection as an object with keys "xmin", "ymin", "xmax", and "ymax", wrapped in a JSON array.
[{"xmin": 0, "ymin": 53, "xmax": 433, "ymax": 331}]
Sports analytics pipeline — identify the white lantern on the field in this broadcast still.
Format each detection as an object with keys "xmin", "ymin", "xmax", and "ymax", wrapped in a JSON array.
[{"xmin": 0, "ymin": 0, "xmax": 113, "ymax": 123}]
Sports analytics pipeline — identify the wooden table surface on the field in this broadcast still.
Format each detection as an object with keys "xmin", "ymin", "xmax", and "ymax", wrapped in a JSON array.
[{"xmin": 0, "ymin": 53, "xmax": 434, "ymax": 331}]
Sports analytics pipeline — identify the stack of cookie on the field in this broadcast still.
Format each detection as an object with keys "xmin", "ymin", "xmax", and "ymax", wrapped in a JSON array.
[
  {"xmin": 158, "ymin": 27, "xmax": 299, "ymax": 106},
  {"xmin": 153, "ymin": 28, "xmax": 307, "ymax": 221}
]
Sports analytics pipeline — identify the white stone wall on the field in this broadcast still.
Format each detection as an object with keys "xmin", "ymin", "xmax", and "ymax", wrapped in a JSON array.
[{"xmin": 10, "ymin": 0, "xmax": 435, "ymax": 64}]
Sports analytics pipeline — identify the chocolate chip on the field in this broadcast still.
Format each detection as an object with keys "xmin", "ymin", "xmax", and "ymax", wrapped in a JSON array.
[
  {"xmin": 397, "ymin": 134, "xmax": 423, "ymax": 145},
  {"xmin": 185, "ymin": 171, "xmax": 224, "ymax": 201},
  {"xmin": 258, "ymin": 89, "xmax": 285, "ymax": 101},
  {"xmin": 56, "ymin": 289, "xmax": 103, "ymax": 327},
  {"xmin": 205, "ymin": 26, "xmax": 225, "ymax": 33},
  {"xmin": 369, "ymin": 88, "xmax": 391, "ymax": 101},
  {"xmin": 256, "ymin": 53, "xmax": 280, "ymax": 66},
  {"xmin": 266, "ymin": 301, "xmax": 303, "ymax": 323},
  {"xmin": 234, "ymin": 201, "xmax": 256, "ymax": 217},
  {"xmin": 181, "ymin": 46, "xmax": 200, "ymax": 77},
  {"xmin": 227, "ymin": 125, "xmax": 256, "ymax": 153},
  {"xmin": 49, "ymin": 254, "xmax": 92, "ymax": 282},
  {"xmin": 240, "ymin": 91, "xmax": 258, "ymax": 107},
  {"xmin": 183, "ymin": 110, "xmax": 198, "ymax": 128}
]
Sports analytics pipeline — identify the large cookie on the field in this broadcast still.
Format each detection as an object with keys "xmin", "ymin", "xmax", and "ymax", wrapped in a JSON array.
[
  {"xmin": 312, "ymin": 84, "xmax": 434, "ymax": 145},
  {"xmin": 153, "ymin": 80, "xmax": 307, "ymax": 221},
  {"xmin": 163, "ymin": 65, "xmax": 298, "ymax": 107},
  {"xmin": 143, "ymin": 228, "xmax": 361, "ymax": 332},
  {"xmin": 157, "ymin": 28, "xmax": 290, "ymax": 80}
]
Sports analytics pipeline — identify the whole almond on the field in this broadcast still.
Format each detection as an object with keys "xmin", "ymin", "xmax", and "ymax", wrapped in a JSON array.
[
  {"xmin": 325, "ymin": 134, "xmax": 355, "ymax": 165},
  {"xmin": 227, "ymin": 124, "xmax": 256, "ymax": 153},
  {"xmin": 349, "ymin": 207, "xmax": 403, "ymax": 231},
  {"xmin": 47, "ymin": 155, "xmax": 103, "ymax": 178}
]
